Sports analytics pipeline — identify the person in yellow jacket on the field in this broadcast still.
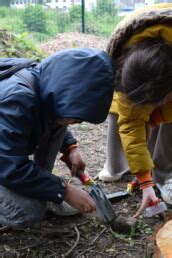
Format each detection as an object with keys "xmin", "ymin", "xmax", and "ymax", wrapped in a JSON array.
[{"xmin": 99, "ymin": 3, "xmax": 172, "ymax": 217}]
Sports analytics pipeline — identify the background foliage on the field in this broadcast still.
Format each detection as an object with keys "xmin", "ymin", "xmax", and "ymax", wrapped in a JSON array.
[
  {"xmin": 0, "ymin": 0, "xmax": 122, "ymax": 43},
  {"xmin": 95, "ymin": 0, "xmax": 118, "ymax": 16},
  {"xmin": 23, "ymin": 5, "xmax": 47, "ymax": 33},
  {"xmin": 0, "ymin": 29, "xmax": 45, "ymax": 58}
]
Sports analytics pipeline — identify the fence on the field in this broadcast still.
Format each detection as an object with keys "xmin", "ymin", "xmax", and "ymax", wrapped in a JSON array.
[{"xmin": 0, "ymin": 1, "xmax": 158, "ymax": 43}]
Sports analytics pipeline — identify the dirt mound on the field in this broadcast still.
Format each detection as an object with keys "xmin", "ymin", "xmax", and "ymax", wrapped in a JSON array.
[{"xmin": 39, "ymin": 32, "xmax": 108, "ymax": 55}]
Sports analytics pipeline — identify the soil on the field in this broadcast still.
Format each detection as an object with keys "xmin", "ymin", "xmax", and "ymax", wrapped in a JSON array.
[{"xmin": 0, "ymin": 33, "xmax": 165, "ymax": 257}]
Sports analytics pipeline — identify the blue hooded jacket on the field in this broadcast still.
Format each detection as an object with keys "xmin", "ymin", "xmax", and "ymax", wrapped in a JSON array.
[{"xmin": 0, "ymin": 48, "xmax": 114, "ymax": 203}]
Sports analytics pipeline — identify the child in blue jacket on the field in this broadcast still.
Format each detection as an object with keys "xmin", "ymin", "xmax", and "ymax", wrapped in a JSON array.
[{"xmin": 0, "ymin": 48, "xmax": 114, "ymax": 227}]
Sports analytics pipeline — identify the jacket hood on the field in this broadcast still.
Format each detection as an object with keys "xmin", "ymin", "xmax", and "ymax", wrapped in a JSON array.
[
  {"xmin": 107, "ymin": 3, "xmax": 172, "ymax": 61},
  {"xmin": 38, "ymin": 48, "xmax": 114, "ymax": 124}
]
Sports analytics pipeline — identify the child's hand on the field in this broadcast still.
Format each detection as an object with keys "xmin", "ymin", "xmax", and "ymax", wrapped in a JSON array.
[
  {"xmin": 68, "ymin": 148, "xmax": 86, "ymax": 176},
  {"xmin": 64, "ymin": 183, "xmax": 96, "ymax": 214},
  {"xmin": 133, "ymin": 186, "xmax": 159, "ymax": 218}
]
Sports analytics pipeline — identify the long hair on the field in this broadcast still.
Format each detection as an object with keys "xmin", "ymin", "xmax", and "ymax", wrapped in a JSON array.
[{"xmin": 115, "ymin": 39, "xmax": 172, "ymax": 104}]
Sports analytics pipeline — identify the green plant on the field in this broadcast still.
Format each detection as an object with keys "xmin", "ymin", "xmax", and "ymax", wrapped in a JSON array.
[
  {"xmin": 0, "ymin": 7, "xmax": 24, "ymax": 33},
  {"xmin": 69, "ymin": 5, "xmax": 81, "ymax": 23},
  {"xmin": 94, "ymin": 0, "xmax": 118, "ymax": 16},
  {"xmin": 130, "ymin": 224, "xmax": 137, "ymax": 238},
  {"xmin": 30, "ymin": 32, "xmax": 51, "ymax": 43},
  {"xmin": 144, "ymin": 243, "xmax": 152, "ymax": 258},
  {"xmin": 56, "ymin": 10, "xmax": 70, "ymax": 33},
  {"xmin": 0, "ymin": 5, "xmax": 124, "ymax": 43},
  {"xmin": 15, "ymin": 32, "xmax": 36, "ymax": 50},
  {"xmin": 110, "ymin": 230, "xmax": 128, "ymax": 240},
  {"xmin": 88, "ymin": 14, "xmax": 122, "ymax": 37},
  {"xmin": 138, "ymin": 222, "xmax": 153, "ymax": 235},
  {"xmin": 0, "ymin": 29, "xmax": 45, "ymax": 59},
  {"xmin": 6, "ymin": 46, "xmax": 16, "ymax": 57},
  {"xmin": 14, "ymin": 32, "xmax": 46, "ymax": 58},
  {"xmin": 23, "ymin": 5, "xmax": 47, "ymax": 33},
  {"xmin": 0, "ymin": 7, "xmax": 8, "ymax": 18}
]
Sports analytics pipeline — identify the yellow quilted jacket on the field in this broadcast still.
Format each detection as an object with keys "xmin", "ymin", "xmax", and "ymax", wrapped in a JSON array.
[{"xmin": 108, "ymin": 3, "xmax": 172, "ymax": 174}]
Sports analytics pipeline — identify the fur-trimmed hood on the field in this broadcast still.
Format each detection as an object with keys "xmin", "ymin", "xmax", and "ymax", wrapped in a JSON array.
[{"xmin": 107, "ymin": 3, "xmax": 172, "ymax": 61}]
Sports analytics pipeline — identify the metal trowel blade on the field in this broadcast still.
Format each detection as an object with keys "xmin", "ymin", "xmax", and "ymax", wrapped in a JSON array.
[
  {"xmin": 90, "ymin": 184, "xmax": 116, "ymax": 226},
  {"xmin": 106, "ymin": 191, "xmax": 130, "ymax": 203}
]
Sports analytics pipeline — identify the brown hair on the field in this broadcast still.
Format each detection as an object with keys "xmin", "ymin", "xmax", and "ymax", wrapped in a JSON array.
[{"xmin": 115, "ymin": 38, "xmax": 172, "ymax": 104}]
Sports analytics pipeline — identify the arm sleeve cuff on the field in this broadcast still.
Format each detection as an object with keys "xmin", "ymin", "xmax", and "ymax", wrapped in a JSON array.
[
  {"xmin": 135, "ymin": 171, "xmax": 155, "ymax": 189},
  {"xmin": 60, "ymin": 129, "xmax": 77, "ymax": 153}
]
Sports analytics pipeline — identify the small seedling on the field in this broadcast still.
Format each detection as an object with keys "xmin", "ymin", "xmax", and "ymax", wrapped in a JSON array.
[{"xmin": 138, "ymin": 222, "xmax": 153, "ymax": 235}]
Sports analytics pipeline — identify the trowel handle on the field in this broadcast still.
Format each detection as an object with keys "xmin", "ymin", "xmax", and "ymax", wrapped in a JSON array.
[
  {"xmin": 60, "ymin": 154, "xmax": 92, "ymax": 185},
  {"xmin": 76, "ymin": 171, "xmax": 92, "ymax": 185},
  {"xmin": 127, "ymin": 177, "xmax": 138, "ymax": 193}
]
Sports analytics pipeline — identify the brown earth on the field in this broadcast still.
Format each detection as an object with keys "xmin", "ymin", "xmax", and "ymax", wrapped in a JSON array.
[{"xmin": 0, "ymin": 32, "xmax": 165, "ymax": 257}]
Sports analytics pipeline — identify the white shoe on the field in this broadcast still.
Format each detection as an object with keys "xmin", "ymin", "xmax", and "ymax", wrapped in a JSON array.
[
  {"xmin": 98, "ymin": 167, "xmax": 129, "ymax": 182},
  {"xmin": 48, "ymin": 201, "xmax": 79, "ymax": 216},
  {"xmin": 156, "ymin": 179, "xmax": 172, "ymax": 205}
]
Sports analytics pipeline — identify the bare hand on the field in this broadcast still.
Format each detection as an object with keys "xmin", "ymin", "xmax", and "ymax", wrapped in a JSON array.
[
  {"xmin": 68, "ymin": 148, "xmax": 86, "ymax": 176},
  {"xmin": 64, "ymin": 183, "xmax": 96, "ymax": 214},
  {"xmin": 134, "ymin": 186, "xmax": 159, "ymax": 218}
]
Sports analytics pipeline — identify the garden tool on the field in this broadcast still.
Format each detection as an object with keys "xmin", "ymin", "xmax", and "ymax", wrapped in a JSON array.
[
  {"xmin": 61, "ymin": 155, "xmax": 138, "ymax": 232},
  {"xmin": 60, "ymin": 155, "xmax": 116, "ymax": 226},
  {"xmin": 106, "ymin": 177, "xmax": 139, "ymax": 203},
  {"xmin": 78, "ymin": 172, "xmax": 117, "ymax": 226}
]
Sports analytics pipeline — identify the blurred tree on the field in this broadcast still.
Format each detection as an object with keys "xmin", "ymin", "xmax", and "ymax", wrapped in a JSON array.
[
  {"xmin": 0, "ymin": 0, "xmax": 10, "ymax": 6},
  {"xmin": 96, "ymin": 0, "xmax": 117, "ymax": 16},
  {"xmin": 69, "ymin": 5, "xmax": 81, "ymax": 23},
  {"xmin": 38, "ymin": 0, "xmax": 43, "ymax": 4},
  {"xmin": 23, "ymin": 5, "xmax": 46, "ymax": 33}
]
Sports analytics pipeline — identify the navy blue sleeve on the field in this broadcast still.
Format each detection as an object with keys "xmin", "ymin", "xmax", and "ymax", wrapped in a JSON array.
[
  {"xmin": 60, "ymin": 129, "xmax": 77, "ymax": 153},
  {"xmin": 0, "ymin": 93, "xmax": 66, "ymax": 204}
]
